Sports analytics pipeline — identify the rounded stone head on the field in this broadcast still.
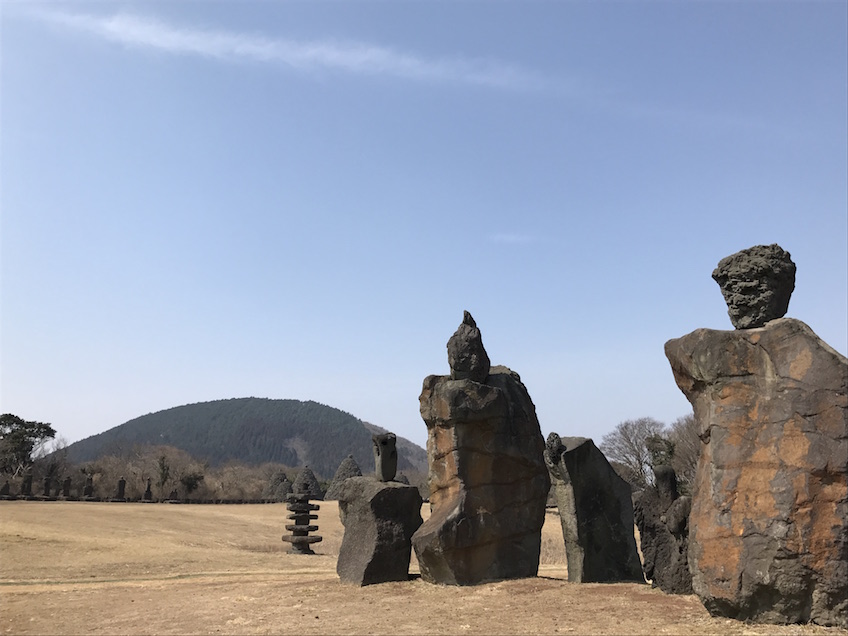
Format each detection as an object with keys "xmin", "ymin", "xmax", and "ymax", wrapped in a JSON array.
[{"xmin": 712, "ymin": 244, "xmax": 796, "ymax": 329}]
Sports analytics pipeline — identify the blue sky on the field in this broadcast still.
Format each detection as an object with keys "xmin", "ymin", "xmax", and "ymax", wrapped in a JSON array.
[{"xmin": 2, "ymin": 1, "xmax": 846, "ymax": 451}]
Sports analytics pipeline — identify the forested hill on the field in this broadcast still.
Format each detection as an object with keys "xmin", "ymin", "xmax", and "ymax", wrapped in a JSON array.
[{"xmin": 64, "ymin": 398, "xmax": 428, "ymax": 479}]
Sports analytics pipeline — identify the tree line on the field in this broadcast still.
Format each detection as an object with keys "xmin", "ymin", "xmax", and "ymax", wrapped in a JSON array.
[{"xmin": 600, "ymin": 413, "xmax": 701, "ymax": 494}]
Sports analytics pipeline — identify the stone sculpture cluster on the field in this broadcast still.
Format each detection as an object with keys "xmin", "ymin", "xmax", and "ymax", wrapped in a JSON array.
[
  {"xmin": 666, "ymin": 244, "xmax": 847, "ymax": 628},
  {"xmin": 543, "ymin": 433, "xmax": 643, "ymax": 583},
  {"xmin": 411, "ymin": 311, "xmax": 550, "ymax": 585},
  {"xmin": 632, "ymin": 465, "xmax": 692, "ymax": 594}
]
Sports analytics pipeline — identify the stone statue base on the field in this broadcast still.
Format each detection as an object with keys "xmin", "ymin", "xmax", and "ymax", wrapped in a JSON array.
[{"xmin": 336, "ymin": 476, "xmax": 423, "ymax": 585}]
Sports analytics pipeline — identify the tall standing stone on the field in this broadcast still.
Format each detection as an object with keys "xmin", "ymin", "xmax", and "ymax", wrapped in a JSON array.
[
  {"xmin": 667, "ymin": 314, "xmax": 847, "ymax": 626},
  {"xmin": 412, "ymin": 312, "xmax": 550, "ymax": 585},
  {"xmin": 544, "ymin": 434, "xmax": 644, "ymax": 583}
]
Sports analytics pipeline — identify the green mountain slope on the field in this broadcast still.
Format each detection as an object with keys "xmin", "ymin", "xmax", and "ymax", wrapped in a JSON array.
[{"xmin": 64, "ymin": 398, "xmax": 427, "ymax": 479}]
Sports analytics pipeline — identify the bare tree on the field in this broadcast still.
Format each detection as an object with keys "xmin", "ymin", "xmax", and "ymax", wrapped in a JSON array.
[
  {"xmin": 600, "ymin": 417, "xmax": 667, "ymax": 489},
  {"xmin": 669, "ymin": 413, "xmax": 701, "ymax": 495}
]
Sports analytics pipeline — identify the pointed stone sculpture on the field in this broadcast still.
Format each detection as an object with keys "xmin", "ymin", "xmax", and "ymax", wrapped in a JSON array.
[
  {"xmin": 412, "ymin": 311, "xmax": 550, "ymax": 585},
  {"xmin": 292, "ymin": 466, "xmax": 324, "ymax": 500},
  {"xmin": 324, "ymin": 455, "xmax": 363, "ymax": 500},
  {"xmin": 666, "ymin": 246, "xmax": 847, "ymax": 628}
]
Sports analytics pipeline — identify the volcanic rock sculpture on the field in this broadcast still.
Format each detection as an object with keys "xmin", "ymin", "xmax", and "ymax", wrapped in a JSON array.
[
  {"xmin": 282, "ymin": 492, "xmax": 323, "ymax": 554},
  {"xmin": 712, "ymin": 243, "xmax": 796, "ymax": 329},
  {"xmin": 336, "ymin": 476, "xmax": 423, "ymax": 585},
  {"xmin": 324, "ymin": 455, "xmax": 363, "ymax": 500},
  {"xmin": 666, "ymin": 248, "xmax": 847, "ymax": 628},
  {"xmin": 544, "ymin": 434, "xmax": 644, "ymax": 583},
  {"xmin": 633, "ymin": 464, "xmax": 693, "ymax": 594},
  {"xmin": 21, "ymin": 474, "xmax": 33, "ymax": 498},
  {"xmin": 412, "ymin": 312, "xmax": 550, "ymax": 585},
  {"xmin": 292, "ymin": 466, "xmax": 324, "ymax": 500},
  {"xmin": 372, "ymin": 433, "xmax": 398, "ymax": 482},
  {"xmin": 446, "ymin": 310, "xmax": 491, "ymax": 382},
  {"xmin": 82, "ymin": 475, "xmax": 95, "ymax": 499}
]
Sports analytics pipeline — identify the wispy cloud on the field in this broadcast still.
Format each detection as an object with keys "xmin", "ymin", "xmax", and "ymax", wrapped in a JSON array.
[{"xmin": 25, "ymin": 9, "xmax": 553, "ymax": 91}]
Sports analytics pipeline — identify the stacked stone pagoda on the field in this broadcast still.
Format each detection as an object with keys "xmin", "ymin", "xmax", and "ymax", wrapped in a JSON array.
[{"xmin": 282, "ymin": 467, "xmax": 324, "ymax": 554}]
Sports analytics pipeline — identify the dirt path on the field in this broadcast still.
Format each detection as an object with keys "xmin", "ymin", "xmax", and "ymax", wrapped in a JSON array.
[{"xmin": 1, "ymin": 502, "xmax": 843, "ymax": 635}]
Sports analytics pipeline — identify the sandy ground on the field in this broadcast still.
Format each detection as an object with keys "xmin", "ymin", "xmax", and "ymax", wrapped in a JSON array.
[{"xmin": 1, "ymin": 501, "xmax": 845, "ymax": 635}]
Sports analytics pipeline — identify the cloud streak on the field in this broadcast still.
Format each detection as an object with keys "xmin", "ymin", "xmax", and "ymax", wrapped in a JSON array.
[{"xmin": 27, "ymin": 9, "xmax": 553, "ymax": 91}]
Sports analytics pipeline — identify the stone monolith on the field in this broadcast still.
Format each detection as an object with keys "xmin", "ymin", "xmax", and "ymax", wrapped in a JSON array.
[
  {"xmin": 544, "ymin": 434, "xmax": 644, "ymax": 583},
  {"xmin": 412, "ymin": 312, "xmax": 550, "ymax": 585}
]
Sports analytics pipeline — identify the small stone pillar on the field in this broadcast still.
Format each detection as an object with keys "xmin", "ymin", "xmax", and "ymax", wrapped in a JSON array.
[
  {"xmin": 111, "ymin": 476, "xmax": 127, "ymax": 502},
  {"xmin": 0, "ymin": 480, "xmax": 10, "ymax": 498},
  {"xmin": 83, "ymin": 476, "xmax": 94, "ymax": 499},
  {"xmin": 21, "ymin": 474, "xmax": 33, "ymax": 498},
  {"xmin": 282, "ymin": 493, "xmax": 322, "ymax": 554},
  {"xmin": 62, "ymin": 477, "xmax": 72, "ymax": 499},
  {"xmin": 42, "ymin": 477, "xmax": 52, "ymax": 498},
  {"xmin": 372, "ymin": 433, "xmax": 398, "ymax": 482},
  {"xmin": 143, "ymin": 478, "xmax": 153, "ymax": 501}
]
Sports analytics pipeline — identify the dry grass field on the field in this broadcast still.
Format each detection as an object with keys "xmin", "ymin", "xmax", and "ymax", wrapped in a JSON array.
[{"xmin": 1, "ymin": 501, "xmax": 845, "ymax": 635}]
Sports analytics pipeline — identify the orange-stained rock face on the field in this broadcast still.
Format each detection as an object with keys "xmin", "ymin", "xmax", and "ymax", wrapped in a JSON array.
[
  {"xmin": 665, "ymin": 318, "xmax": 848, "ymax": 628},
  {"xmin": 412, "ymin": 366, "xmax": 550, "ymax": 585}
]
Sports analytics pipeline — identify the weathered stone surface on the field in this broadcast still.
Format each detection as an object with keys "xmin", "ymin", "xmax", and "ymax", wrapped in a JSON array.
[
  {"xmin": 633, "ymin": 465, "xmax": 693, "ymax": 594},
  {"xmin": 665, "ymin": 318, "xmax": 848, "ymax": 627},
  {"xmin": 544, "ymin": 434, "xmax": 644, "ymax": 583},
  {"xmin": 413, "ymin": 338, "xmax": 550, "ymax": 585},
  {"xmin": 324, "ymin": 455, "xmax": 363, "ymax": 500},
  {"xmin": 292, "ymin": 466, "xmax": 324, "ymax": 500},
  {"xmin": 336, "ymin": 476, "xmax": 423, "ymax": 585},
  {"xmin": 372, "ymin": 433, "xmax": 398, "ymax": 482},
  {"xmin": 712, "ymin": 244, "xmax": 796, "ymax": 329},
  {"xmin": 447, "ymin": 310, "xmax": 490, "ymax": 382}
]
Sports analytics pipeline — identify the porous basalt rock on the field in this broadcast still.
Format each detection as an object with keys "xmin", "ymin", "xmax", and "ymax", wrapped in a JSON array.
[
  {"xmin": 412, "ymin": 313, "xmax": 550, "ymax": 585},
  {"xmin": 336, "ymin": 476, "xmax": 423, "ymax": 585},
  {"xmin": 633, "ymin": 465, "xmax": 693, "ymax": 594},
  {"xmin": 665, "ymin": 318, "xmax": 848, "ymax": 627},
  {"xmin": 712, "ymin": 244, "xmax": 796, "ymax": 329},
  {"xmin": 324, "ymin": 455, "xmax": 363, "ymax": 500},
  {"xmin": 544, "ymin": 434, "xmax": 644, "ymax": 583},
  {"xmin": 447, "ymin": 310, "xmax": 490, "ymax": 382}
]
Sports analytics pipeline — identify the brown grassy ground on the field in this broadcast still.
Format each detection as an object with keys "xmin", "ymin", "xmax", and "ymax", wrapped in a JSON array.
[{"xmin": 1, "ymin": 501, "xmax": 844, "ymax": 635}]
